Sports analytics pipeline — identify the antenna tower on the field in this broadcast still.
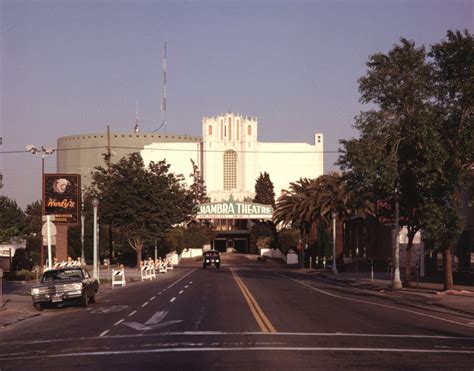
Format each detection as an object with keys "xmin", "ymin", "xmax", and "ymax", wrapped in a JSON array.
[
  {"xmin": 153, "ymin": 40, "xmax": 167, "ymax": 133},
  {"xmin": 134, "ymin": 100, "xmax": 140, "ymax": 133}
]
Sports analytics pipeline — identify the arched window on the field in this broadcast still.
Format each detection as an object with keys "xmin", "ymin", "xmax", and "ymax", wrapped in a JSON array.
[
  {"xmin": 223, "ymin": 150, "xmax": 237, "ymax": 190},
  {"xmin": 247, "ymin": 125, "xmax": 252, "ymax": 136},
  {"xmin": 208, "ymin": 125, "xmax": 213, "ymax": 135}
]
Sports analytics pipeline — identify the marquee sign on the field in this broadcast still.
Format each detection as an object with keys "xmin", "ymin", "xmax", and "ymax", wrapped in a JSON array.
[
  {"xmin": 43, "ymin": 174, "xmax": 81, "ymax": 225},
  {"xmin": 196, "ymin": 200, "xmax": 273, "ymax": 220}
]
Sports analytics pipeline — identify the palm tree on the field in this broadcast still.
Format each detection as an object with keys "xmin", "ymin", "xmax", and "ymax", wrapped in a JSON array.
[
  {"xmin": 316, "ymin": 171, "xmax": 375, "ymax": 265},
  {"xmin": 274, "ymin": 172, "xmax": 374, "ymax": 268}
]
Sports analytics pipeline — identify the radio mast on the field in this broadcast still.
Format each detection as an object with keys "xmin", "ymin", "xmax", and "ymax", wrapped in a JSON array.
[
  {"xmin": 134, "ymin": 100, "xmax": 140, "ymax": 133},
  {"xmin": 153, "ymin": 40, "xmax": 166, "ymax": 133},
  {"xmin": 162, "ymin": 40, "xmax": 167, "ymax": 133},
  {"xmin": 154, "ymin": 40, "xmax": 167, "ymax": 133}
]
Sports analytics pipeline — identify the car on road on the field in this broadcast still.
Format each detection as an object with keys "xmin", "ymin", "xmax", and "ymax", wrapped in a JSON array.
[
  {"xmin": 31, "ymin": 267, "xmax": 99, "ymax": 311},
  {"xmin": 203, "ymin": 250, "xmax": 220, "ymax": 269}
]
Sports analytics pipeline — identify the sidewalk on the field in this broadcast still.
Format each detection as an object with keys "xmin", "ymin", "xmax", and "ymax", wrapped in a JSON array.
[
  {"xmin": 0, "ymin": 265, "xmax": 156, "ymax": 329},
  {"xmin": 308, "ymin": 269, "xmax": 474, "ymax": 317}
]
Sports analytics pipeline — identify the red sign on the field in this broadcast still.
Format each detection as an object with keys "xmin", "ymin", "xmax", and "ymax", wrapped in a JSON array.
[{"xmin": 43, "ymin": 174, "xmax": 81, "ymax": 225}]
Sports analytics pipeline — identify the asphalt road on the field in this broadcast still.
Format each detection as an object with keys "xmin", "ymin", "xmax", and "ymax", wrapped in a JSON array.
[{"xmin": 1, "ymin": 259, "xmax": 473, "ymax": 370}]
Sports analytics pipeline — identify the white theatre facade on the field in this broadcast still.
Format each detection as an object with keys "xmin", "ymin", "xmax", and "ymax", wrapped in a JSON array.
[
  {"xmin": 141, "ymin": 112, "xmax": 324, "ymax": 202},
  {"xmin": 141, "ymin": 112, "xmax": 324, "ymax": 252}
]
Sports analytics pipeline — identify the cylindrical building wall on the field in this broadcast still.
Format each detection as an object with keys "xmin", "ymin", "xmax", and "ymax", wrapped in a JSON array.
[{"xmin": 57, "ymin": 132, "xmax": 201, "ymax": 190}]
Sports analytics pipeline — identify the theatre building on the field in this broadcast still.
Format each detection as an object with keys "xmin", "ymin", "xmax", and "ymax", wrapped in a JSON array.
[{"xmin": 57, "ymin": 112, "xmax": 324, "ymax": 252}]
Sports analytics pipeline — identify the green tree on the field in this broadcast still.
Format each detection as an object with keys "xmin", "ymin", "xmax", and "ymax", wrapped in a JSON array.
[
  {"xmin": 189, "ymin": 159, "xmax": 210, "ymax": 205},
  {"xmin": 87, "ymin": 153, "xmax": 195, "ymax": 267},
  {"xmin": 24, "ymin": 201, "xmax": 42, "ymax": 264},
  {"xmin": 315, "ymin": 172, "xmax": 374, "ymax": 266},
  {"xmin": 166, "ymin": 228, "xmax": 185, "ymax": 255},
  {"xmin": 426, "ymin": 29, "xmax": 474, "ymax": 289},
  {"xmin": 183, "ymin": 221, "xmax": 216, "ymax": 250},
  {"xmin": 249, "ymin": 221, "xmax": 278, "ymax": 254},
  {"xmin": 253, "ymin": 172, "xmax": 275, "ymax": 207},
  {"xmin": 278, "ymin": 228, "xmax": 300, "ymax": 254},
  {"xmin": 339, "ymin": 31, "xmax": 473, "ymax": 290},
  {"xmin": 274, "ymin": 174, "xmax": 373, "ymax": 268},
  {"xmin": 0, "ymin": 196, "xmax": 25, "ymax": 243},
  {"xmin": 339, "ymin": 37, "xmax": 441, "ymax": 286}
]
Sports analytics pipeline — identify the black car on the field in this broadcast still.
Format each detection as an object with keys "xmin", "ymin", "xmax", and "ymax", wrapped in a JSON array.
[
  {"xmin": 203, "ymin": 250, "xmax": 220, "ymax": 269},
  {"xmin": 31, "ymin": 267, "xmax": 99, "ymax": 311}
]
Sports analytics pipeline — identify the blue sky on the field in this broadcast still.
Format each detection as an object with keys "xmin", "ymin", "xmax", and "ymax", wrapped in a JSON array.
[{"xmin": 1, "ymin": 0, "xmax": 472, "ymax": 208}]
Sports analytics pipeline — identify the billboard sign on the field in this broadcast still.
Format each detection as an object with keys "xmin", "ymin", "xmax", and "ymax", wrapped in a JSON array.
[
  {"xmin": 196, "ymin": 200, "xmax": 273, "ymax": 220},
  {"xmin": 43, "ymin": 174, "xmax": 81, "ymax": 225}
]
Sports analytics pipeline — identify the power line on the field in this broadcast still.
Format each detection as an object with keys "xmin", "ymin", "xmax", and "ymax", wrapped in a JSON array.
[{"xmin": 0, "ymin": 146, "xmax": 340, "ymax": 155}]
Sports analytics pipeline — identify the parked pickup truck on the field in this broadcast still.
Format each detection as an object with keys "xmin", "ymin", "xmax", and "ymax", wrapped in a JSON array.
[{"xmin": 31, "ymin": 267, "xmax": 99, "ymax": 311}]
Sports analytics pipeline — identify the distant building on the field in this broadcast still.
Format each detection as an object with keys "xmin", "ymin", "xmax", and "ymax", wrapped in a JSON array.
[
  {"xmin": 57, "ymin": 112, "xmax": 324, "ymax": 252},
  {"xmin": 141, "ymin": 112, "xmax": 324, "ymax": 201},
  {"xmin": 57, "ymin": 132, "xmax": 201, "ymax": 190}
]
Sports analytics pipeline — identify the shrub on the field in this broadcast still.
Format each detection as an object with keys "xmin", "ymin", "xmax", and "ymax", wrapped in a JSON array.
[
  {"xmin": 12, "ymin": 269, "xmax": 35, "ymax": 281},
  {"xmin": 278, "ymin": 228, "xmax": 300, "ymax": 254}
]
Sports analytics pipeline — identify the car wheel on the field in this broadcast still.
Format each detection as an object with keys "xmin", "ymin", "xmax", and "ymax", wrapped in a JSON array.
[
  {"xmin": 34, "ymin": 303, "xmax": 43, "ymax": 311},
  {"xmin": 80, "ymin": 292, "xmax": 89, "ymax": 307},
  {"xmin": 216, "ymin": 264, "xmax": 220, "ymax": 269}
]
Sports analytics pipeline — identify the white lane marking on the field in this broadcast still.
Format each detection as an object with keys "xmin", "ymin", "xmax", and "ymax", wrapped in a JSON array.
[
  {"xmin": 278, "ymin": 274, "xmax": 474, "ymax": 329},
  {"xmin": 150, "ymin": 296, "xmax": 156, "ymax": 301},
  {"xmin": 179, "ymin": 290, "xmax": 184, "ymax": 295},
  {"xmin": 91, "ymin": 305, "xmax": 129, "ymax": 314},
  {"xmin": 142, "ymin": 302, "xmax": 149, "ymax": 308},
  {"xmin": 185, "ymin": 285, "xmax": 189, "ymax": 289},
  {"xmin": 3, "ymin": 332, "xmax": 473, "ymax": 347},
  {"xmin": 99, "ymin": 330, "xmax": 109, "ymax": 337},
  {"xmin": 2, "ymin": 347, "xmax": 474, "ymax": 361},
  {"xmin": 114, "ymin": 319, "xmax": 124, "ymax": 326},
  {"xmin": 189, "ymin": 281, "xmax": 193, "ymax": 284},
  {"xmin": 170, "ymin": 297, "xmax": 176, "ymax": 303},
  {"xmin": 166, "ymin": 269, "xmax": 196, "ymax": 290},
  {"xmin": 128, "ymin": 311, "xmax": 137, "ymax": 317},
  {"xmin": 158, "ymin": 292, "xmax": 162, "ymax": 295}
]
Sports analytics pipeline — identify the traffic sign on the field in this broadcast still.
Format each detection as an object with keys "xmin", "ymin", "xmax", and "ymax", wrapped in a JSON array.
[
  {"xmin": 42, "ymin": 221, "xmax": 57, "ymax": 236},
  {"xmin": 42, "ymin": 236, "xmax": 57, "ymax": 246}
]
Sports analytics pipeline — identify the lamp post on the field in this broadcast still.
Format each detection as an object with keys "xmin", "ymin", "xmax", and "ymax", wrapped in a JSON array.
[
  {"xmin": 392, "ymin": 193, "xmax": 402, "ymax": 289},
  {"xmin": 26, "ymin": 144, "xmax": 55, "ymax": 268},
  {"xmin": 81, "ymin": 213, "xmax": 85, "ymax": 264},
  {"xmin": 332, "ymin": 212, "xmax": 338, "ymax": 274},
  {"xmin": 92, "ymin": 198, "xmax": 99, "ymax": 279}
]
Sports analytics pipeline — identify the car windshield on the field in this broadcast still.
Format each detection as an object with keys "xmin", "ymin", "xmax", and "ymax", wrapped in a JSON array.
[
  {"xmin": 205, "ymin": 251, "xmax": 219, "ymax": 257},
  {"xmin": 42, "ymin": 269, "xmax": 83, "ymax": 282}
]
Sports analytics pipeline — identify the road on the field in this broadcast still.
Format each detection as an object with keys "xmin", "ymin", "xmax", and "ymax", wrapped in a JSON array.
[{"xmin": 0, "ymin": 256, "xmax": 473, "ymax": 370}]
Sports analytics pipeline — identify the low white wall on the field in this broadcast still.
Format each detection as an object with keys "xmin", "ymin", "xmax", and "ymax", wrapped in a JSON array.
[
  {"xmin": 166, "ymin": 252, "xmax": 180, "ymax": 265},
  {"xmin": 286, "ymin": 249, "xmax": 299, "ymax": 265},
  {"xmin": 260, "ymin": 248, "xmax": 285, "ymax": 260},
  {"xmin": 181, "ymin": 248, "xmax": 203, "ymax": 258}
]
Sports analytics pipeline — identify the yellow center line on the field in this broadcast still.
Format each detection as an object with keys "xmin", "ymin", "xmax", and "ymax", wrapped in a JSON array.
[{"xmin": 231, "ymin": 268, "xmax": 277, "ymax": 333}]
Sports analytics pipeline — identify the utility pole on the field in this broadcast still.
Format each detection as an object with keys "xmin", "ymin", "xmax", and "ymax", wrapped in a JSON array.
[
  {"xmin": 106, "ymin": 126, "xmax": 114, "ymax": 264},
  {"xmin": 392, "ymin": 193, "xmax": 402, "ymax": 289}
]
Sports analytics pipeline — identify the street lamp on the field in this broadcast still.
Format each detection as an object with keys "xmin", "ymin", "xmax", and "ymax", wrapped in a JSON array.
[
  {"xmin": 92, "ymin": 198, "xmax": 99, "ymax": 279},
  {"xmin": 332, "ymin": 212, "xmax": 338, "ymax": 274},
  {"xmin": 26, "ymin": 144, "xmax": 55, "ymax": 268},
  {"xmin": 392, "ymin": 192, "xmax": 402, "ymax": 289},
  {"xmin": 81, "ymin": 213, "xmax": 85, "ymax": 264}
]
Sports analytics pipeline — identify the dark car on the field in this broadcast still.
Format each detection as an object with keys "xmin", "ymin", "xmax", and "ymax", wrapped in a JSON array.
[
  {"xmin": 31, "ymin": 267, "xmax": 99, "ymax": 311},
  {"xmin": 203, "ymin": 250, "xmax": 220, "ymax": 269}
]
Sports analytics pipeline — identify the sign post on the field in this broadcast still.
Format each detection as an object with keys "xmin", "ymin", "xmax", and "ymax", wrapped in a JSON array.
[
  {"xmin": 0, "ymin": 268, "xmax": 3, "ymax": 311},
  {"xmin": 42, "ymin": 217, "xmax": 57, "ymax": 270}
]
